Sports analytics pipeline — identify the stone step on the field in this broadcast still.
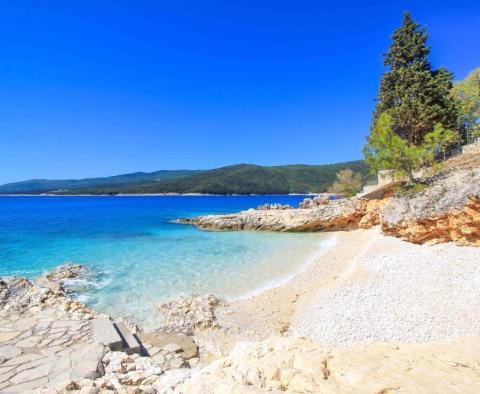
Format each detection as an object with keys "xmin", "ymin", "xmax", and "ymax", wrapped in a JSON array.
[
  {"xmin": 114, "ymin": 321, "xmax": 141, "ymax": 355},
  {"xmin": 91, "ymin": 317, "xmax": 123, "ymax": 351}
]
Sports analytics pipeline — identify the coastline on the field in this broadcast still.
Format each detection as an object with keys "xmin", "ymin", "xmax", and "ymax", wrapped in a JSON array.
[
  {"xmin": 229, "ymin": 233, "xmax": 338, "ymax": 302},
  {"xmin": 2, "ymin": 226, "xmax": 480, "ymax": 392},
  {"xmin": 214, "ymin": 229, "xmax": 373, "ymax": 341},
  {"xmin": 0, "ymin": 193, "xmax": 321, "ymax": 197},
  {"xmin": 216, "ymin": 226, "xmax": 480, "ymax": 347}
]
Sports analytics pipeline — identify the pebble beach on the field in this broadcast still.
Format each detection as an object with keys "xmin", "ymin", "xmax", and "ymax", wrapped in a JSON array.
[{"xmin": 221, "ymin": 227, "xmax": 480, "ymax": 346}]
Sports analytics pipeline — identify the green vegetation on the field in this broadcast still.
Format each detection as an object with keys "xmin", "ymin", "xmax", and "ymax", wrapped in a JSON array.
[
  {"xmin": 364, "ymin": 113, "xmax": 425, "ymax": 182},
  {"xmin": 44, "ymin": 161, "xmax": 369, "ymax": 195},
  {"xmin": 373, "ymin": 11, "xmax": 459, "ymax": 146},
  {"xmin": 452, "ymin": 67, "xmax": 480, "ymax": 143},
  {"xmin": 365, "ymin": 11, "xmax": 475, "ymax": 185},
  {"xmin": 328, "ymin": 169, "xmax": 362, "ymax": 197},
  {"xmin": 0, "ymin": 170, "xmax": 200, "ymax": 194},
  {"xmin": 423, "ymin": 123, "xmax": 459, "ymax": 162}
]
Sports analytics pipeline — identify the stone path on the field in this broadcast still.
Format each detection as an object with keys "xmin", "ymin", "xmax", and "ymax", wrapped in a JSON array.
[{"xmin": 0, "ymin": 308, "xmax": 103, "ymax": 393}]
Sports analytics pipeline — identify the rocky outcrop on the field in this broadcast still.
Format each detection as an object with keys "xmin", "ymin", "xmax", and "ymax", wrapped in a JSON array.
[
  {"xmin": 181, "ymin": 167, "xmax": 480, "ymax": 246},
  {"xmin": 157, "ymin": 295, "xmax": 224, "ymax": 335},
  {"xmin": 1, "ymin": 263, "xmax": 95, "ymax": 320},
  {"xmin": 180, "ymin": 197, "xmax": 387, "ymax": 233},
  {"xmin": 180, "ymin": 198, "xmax": 362, "ymax": 231},
  {"xmin": 299, "ymin": 195, "xmax": 330, "ymax": 208},
  {"xmin": 95, "ymin": 345, "xmax": 191, "ymax": 391},
  {"xmin": 382, "ymin": 169, "xmax": 480, "ymax": 245},
  {"xmin": 37, "ymin": 263, "xmax": 85, "ymax": 284},
  {"xmin": 0, "ymin": 265, "xmax": 198, "ymax": 393},
  {"xmin": 3, "ymin": 264, "xmax": 479, "ymax": 393},
  {"xmin": 176, "ymin": 336, "xmax": 480, "ymax": 393}
]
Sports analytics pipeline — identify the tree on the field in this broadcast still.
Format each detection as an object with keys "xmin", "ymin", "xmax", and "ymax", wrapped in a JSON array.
[
  {"xmin": 373, "ymin": 11, "xmax": 460, "ymax": 145},
  {"xmin": 363, "ymin": 113, "xmax": 425, "ymax": 182},
  {"xmin": 451, "ymin": 67, "xmax": 480, "ymax": 143},
  {"xmin": 423, "ymin": 123, "xmax": 459, "ymax": 161},
  {"xmin": 328, "ymin": 168, "xmax": 362, "ymax": 197}
]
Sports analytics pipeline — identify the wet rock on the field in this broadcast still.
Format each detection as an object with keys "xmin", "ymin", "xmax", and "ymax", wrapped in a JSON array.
[
  {"xmin": 1, "ymin": 264, "xmax": 94, "ymax": 320},
  {"xmin": 37, "ymin": 263, "xmax": 85, "ymax": 285}
]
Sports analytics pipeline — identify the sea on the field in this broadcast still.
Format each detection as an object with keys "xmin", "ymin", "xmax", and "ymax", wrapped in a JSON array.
[{"xmin": 0, "ymin": 195, "xmax": 333, "ymax": 329}]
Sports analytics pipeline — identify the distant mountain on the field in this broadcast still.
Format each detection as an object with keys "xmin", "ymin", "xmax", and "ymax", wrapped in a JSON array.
[
  {"xmin": 0, "ymin": 170, "xmax": 200, "ymax": 194},
  {"xmin": 0, "ymin": 160, "xmax": 370, "ymax": 195}
]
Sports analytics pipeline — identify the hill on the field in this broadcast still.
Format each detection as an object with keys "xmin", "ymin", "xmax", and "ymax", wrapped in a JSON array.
[
  {"xmin": 0, "ymin": 160, "xmax": 370, "ymax": 195},
  {"xmin": 0, "ymin": 170, "xmax": 200, "ymax": 194},
  {"xmin": 54, "ymin": 161, "xmax": 369, "ymax": 195}
]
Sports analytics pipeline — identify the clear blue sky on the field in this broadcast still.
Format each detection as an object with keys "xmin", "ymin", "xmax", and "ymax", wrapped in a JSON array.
[{"xmin": 1, "ymin": 1, "xmax": 479, "ymax": 184}]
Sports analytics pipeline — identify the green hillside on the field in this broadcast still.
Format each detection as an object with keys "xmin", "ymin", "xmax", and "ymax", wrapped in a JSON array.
[
  {"xmin": 0, "ymin": 170, "xmax": 200, "ymax": 194},
  {"xmin": 56, "ymin": 161, "xmax": 369, "ymax": 195}
]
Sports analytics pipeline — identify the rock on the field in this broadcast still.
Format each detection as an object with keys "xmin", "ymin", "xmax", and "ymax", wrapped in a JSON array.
[
  {"xmin": 0, "ymin": 264, "xmax": 95, "ymax": 320},
  {"xmin": 0, "ymin": 279, "xmax": 10, "ymax": 308},
  {"xmin": 37, "ymin": 263, "xmax": 85, "ymax": 285},
  {"xmin": 10, "ymin": 362, "xmax": 51, "ymax": 384},
  {"xmin": 381, "ymin": 169, "xmax": 480, "ymax": 246},
  {"xmin": 181, "ymin": 166, "xmax": 480, "ymax": 246},
  {"xmin": 156, "ymin": 295, "xmax": 224, "ymax": 335},
  {"xmin": 187, "ymin": 357, "xmax": 199, "ymax": 368},
  {"xmin": 168, "ymin": 357, "xmax": 184, "ymax": 369},
  {"xmin": 176, "ymin": 336, "xmax": 480, "ymax": 393},
  {"xmin": 0, "ymin": 331, "xmax": 22, "ymax": 343},
  {"xmin": 299, "ymin": 194, "xmax": 333, "ymax": 208},
  {"xmin": 152, "ymin": 369, "xmax": 191, "ymax": 393},
  {"xmin": 255, "ymin": 203, "xmax": 291, "ymax": 210},
  {"xmin": 0, "ymin": 345, "xmax": 22, "ymax": 359},
  {"xmin": 163, "ymin": 343, "xmax": 182, "ymax": 354},
  {"xmin": 180, "ymin": 197, "xmax": 369, "ymax": 232}
]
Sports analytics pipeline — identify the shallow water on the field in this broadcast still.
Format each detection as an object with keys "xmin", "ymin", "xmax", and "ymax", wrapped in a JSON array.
[{"xmin": 0, "ymin": 195, "xmax": 330, "ymax": 328}]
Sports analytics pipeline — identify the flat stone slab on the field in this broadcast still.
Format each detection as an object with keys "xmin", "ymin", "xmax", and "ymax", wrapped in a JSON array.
[
  {"xmin": 0, "ymin": 308, "xmax": 103, "ymax": 393},
  {"xmin": 114, "ymin": 321, "xmax": 141, "ymax": 354},
  {"xmin": 0, "ymin": 345, "xmax": 22, "ymax": 359},
  {"xmin": 10, "ymin": 362, "xmax": 50, "ymax": 384},
  {"xmin": 91, "ymin": 317, "xmax": 122, "ymax": 350},
  {"xmin": 139, "ymin": 332, "xmax": 198, "ymax": 359},
  {"xmin": 0, "ymin": 331, "xmax": 21, "ymax": 343}
]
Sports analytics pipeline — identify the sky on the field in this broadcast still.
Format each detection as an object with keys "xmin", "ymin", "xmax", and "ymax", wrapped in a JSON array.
[{"xmin": 0, "ymin": 1, "xmax": 479, "ymax": 184}]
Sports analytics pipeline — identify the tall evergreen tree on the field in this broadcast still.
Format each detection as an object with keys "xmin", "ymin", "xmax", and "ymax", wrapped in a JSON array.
[{"xmin": 373, "ymin": 11, "xmax": 459, "ymax": 145}]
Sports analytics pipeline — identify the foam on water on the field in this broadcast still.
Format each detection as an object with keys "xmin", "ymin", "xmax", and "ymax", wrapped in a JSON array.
[
  {"xmin": 231, "ymin": 233, "xmax": 337, "ymax": 302},
  {"xmin": 0, "ymin": 195, "xmax": 330, "ymax": 329}
]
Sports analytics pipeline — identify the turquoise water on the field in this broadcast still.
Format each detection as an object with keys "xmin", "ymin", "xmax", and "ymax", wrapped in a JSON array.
[{"xmin": 0, "ymin": 196, "xmax": 330, "ymax": 328}]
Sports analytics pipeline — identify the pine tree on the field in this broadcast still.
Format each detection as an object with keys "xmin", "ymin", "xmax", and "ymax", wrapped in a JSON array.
[
  {"xmin": 363, "ymin": 113, "xmax": 425, "ymax": 182},
  {"xmin": 373, "ymin": 11, "xmax": 459, "ymax": 145}
]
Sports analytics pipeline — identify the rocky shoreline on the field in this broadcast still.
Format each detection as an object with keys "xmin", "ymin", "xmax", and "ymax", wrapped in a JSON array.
[
  {"xmin": 0, "ymin": 265, "xmax": 207, "ymax": 393},
  {"xmin": 179, "ymin": 164, "xmax": 480, "ymax": 246},
  {"xmin": 2, "ymin": 254, "xmax": 480, "ymax": 393},
  {"xmin": 2, "ymin": 155, "xmax": 480, "ymax": 392}
]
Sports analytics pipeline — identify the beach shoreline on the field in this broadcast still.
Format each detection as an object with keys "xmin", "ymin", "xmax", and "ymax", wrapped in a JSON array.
[
  {"xmin": 0, "ymin": 193, "xmax": 321, "ymax": 197},
  {"xmin": 214, "ymin": 226, "xmax": 480, "ymax": 348},
  {"xmin": 2, "ymin": 226, "xmax": 480, "ymax": 392}
]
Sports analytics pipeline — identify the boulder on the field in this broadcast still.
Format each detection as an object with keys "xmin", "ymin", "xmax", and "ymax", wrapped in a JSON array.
[{"xmin": 156, "ymin": 295, "xmax": 224, "ymax": 335}]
